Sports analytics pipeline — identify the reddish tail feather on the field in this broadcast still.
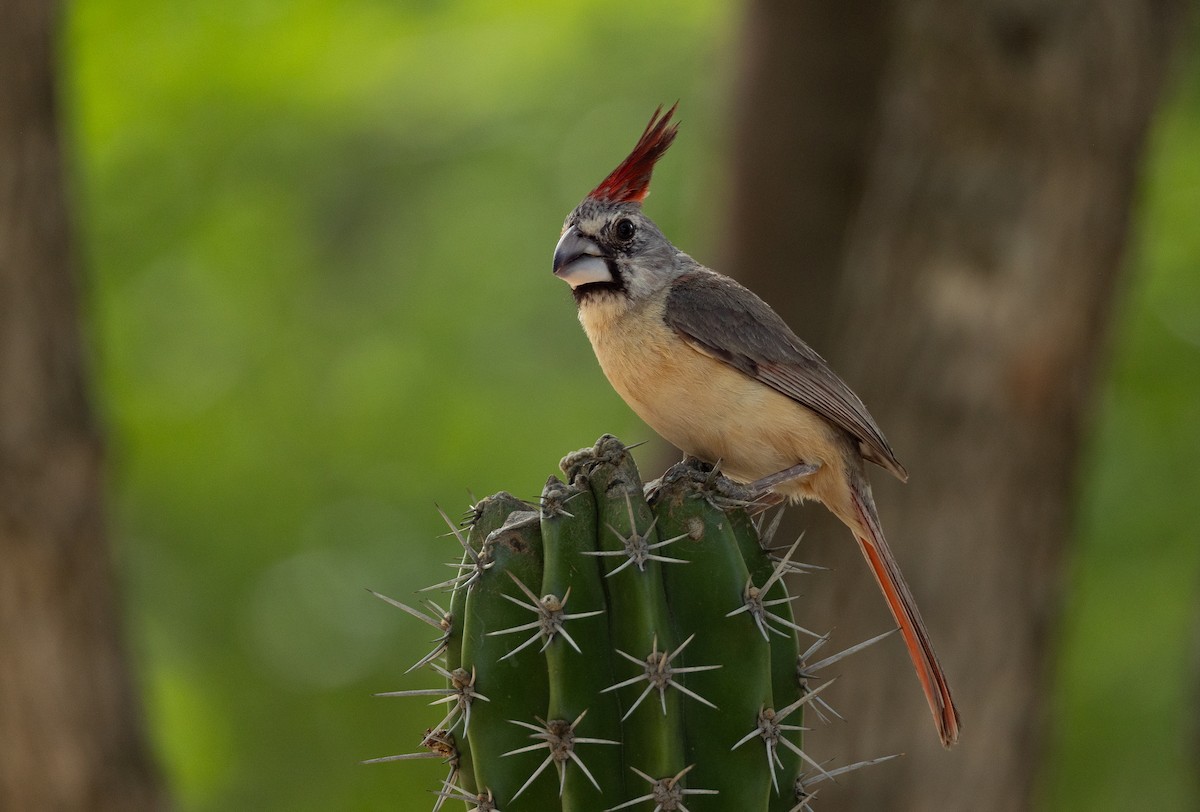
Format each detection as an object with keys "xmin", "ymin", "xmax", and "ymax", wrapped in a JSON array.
[{"xmin": 851, "ymin": 486, "xmax": 961, "ymax": 747}]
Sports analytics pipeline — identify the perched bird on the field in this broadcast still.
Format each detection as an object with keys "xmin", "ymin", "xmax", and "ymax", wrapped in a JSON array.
[{"xmin": 551, "ymin": 105, "xmax": 960, "ymax": 747}]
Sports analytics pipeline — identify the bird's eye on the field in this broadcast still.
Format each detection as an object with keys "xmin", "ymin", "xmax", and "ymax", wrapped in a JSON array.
[{"xmin": 614, "ymin": 218, "xmax": 636, "ymax": 242}]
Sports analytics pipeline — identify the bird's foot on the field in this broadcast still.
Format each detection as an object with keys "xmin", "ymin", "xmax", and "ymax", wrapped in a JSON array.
[
  {"xmin": 711, "ymin": 461, "xmax": 821, "ymax": 514},
  {"xmin": 682, "ymin": 457, "xmax": 786, "ymax": 513},
  {"xmin": 649, "ymin": 457, "xmax": 820, "ymax": 514},
  {"xmin": 709, "ymin": 480, "xmax": 783, "ymax": 513}
]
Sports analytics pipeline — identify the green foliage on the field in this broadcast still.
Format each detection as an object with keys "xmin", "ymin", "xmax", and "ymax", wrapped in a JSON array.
[
  {"xmin": 380, "ymin": 437, "xmax": 832, "ymax": 811},
  {"xmin": 65, "ymin": 1, "xmax": 732, "ymax": 808}
]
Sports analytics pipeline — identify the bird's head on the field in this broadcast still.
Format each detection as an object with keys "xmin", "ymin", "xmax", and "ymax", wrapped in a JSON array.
[{"xmin": 553, "ymin": 105, "xmax": 686, "ymax": 306}]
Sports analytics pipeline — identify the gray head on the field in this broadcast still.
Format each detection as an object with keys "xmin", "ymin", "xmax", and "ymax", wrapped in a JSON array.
[{"xmin": 552, "ymin": 106, "xmax": 689, "ymax": 305}]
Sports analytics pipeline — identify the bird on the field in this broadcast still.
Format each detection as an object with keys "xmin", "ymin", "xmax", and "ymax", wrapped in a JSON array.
[{"xmin": 550, "ymin": 104, "xmax": 960, "ymax": 748}]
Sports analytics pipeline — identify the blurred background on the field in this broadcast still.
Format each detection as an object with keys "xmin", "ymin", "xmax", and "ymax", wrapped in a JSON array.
[{"xmin": 1, "ymin": 0, "xmax": 1197, "ymax": 810}]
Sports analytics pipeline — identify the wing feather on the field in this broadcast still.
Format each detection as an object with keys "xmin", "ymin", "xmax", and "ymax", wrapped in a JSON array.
[{"xmin": 662, "ymin": 271, "xmax": 908, "ymax": 481}]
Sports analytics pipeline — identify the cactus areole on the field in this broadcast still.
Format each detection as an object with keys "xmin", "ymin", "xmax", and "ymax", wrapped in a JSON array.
[{"xmin": 369, "ymin": 436, "xmax": 897, "ymax": 811}]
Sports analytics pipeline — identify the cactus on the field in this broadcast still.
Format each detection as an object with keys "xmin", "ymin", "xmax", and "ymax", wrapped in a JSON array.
[{"xmin": 371, "ymin": 435, "xmax": 894, "ymax": 811}]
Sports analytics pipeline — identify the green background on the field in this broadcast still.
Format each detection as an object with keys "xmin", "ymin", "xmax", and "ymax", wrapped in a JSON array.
[{"xmin": 62, "ymin": 1, "xmax": 1199, "ymax": 809}]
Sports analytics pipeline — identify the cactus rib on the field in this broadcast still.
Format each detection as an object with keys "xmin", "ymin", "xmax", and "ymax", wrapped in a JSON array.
[
  {"xmin": 651, "ymin": 460, "xmax": 773, "ymax": 811},
  {"xmin": 540, "ymin": 475, "xmax": 626, "ymax": 808}
]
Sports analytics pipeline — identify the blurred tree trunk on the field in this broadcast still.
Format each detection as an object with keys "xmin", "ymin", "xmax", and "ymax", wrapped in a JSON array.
[
  {"xmin": 723, "ymin": 1, "xmax": 1185, "ymax": 809},
  {"xmin": 0, "ymin": 1, "xmax": 167, "ymax": 809}
]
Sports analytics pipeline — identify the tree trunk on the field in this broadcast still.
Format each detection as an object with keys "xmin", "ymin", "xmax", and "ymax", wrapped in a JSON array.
[
  {"xmin": 0, "ymin": 1, "xmax": 168, "ymax": 809},
  {"xmin": 722, "ymin": 0, "xmax": 894, "ymax": 342},
  {"xmin": 724, "ymin": 1, "xmax": 1185, "ymax": 809}
]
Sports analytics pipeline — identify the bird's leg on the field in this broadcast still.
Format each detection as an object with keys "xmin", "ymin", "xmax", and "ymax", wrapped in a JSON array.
[{"xmin": 747, "ymin": 462, "xmax": 821, "ymax": 494}]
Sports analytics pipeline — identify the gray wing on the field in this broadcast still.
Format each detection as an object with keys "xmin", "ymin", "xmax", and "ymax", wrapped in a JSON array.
[{"xmin": 663, "ymin": 271, "xmax": 908, "ymax": 481}]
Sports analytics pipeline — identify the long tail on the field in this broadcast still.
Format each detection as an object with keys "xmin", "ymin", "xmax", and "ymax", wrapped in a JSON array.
[{"xmin": 849, "ymin": 484, "xmax": 961, "ymax": 747}]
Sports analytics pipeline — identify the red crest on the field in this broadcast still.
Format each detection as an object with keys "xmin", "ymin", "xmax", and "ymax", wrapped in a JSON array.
[{"xmin": 589, "ymin": 104, "xmax": 679, "ymax": 204}]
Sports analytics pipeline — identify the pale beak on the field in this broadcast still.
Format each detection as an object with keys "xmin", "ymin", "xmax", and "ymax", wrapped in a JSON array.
[{"xmin": 552, "ymin": 226, "xmax": 613, "ymax": 289}]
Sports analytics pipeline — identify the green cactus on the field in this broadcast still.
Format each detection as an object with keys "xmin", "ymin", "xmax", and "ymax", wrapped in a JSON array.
[{"xmin": 371, "ymin": 435, "xmax": 894, "ymax": 811}]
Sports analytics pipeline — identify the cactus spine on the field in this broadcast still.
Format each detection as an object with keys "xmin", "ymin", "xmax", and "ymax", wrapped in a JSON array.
[{"xmin": 372, "ymin": 436, "xmax": 892, "ymax": 811}]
